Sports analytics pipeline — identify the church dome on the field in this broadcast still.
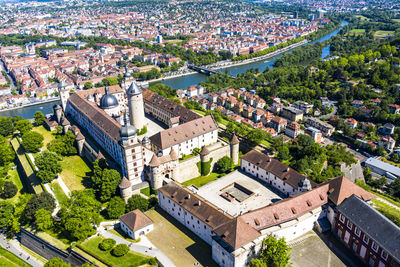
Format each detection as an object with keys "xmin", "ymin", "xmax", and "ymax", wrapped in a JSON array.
[
  {"xmin": 100, "ymin": 86, "xmax": 118, "ymax": 109},
  {"xmin": 119, "ymin": 111, "xmax": 137, "ymax": 138}
]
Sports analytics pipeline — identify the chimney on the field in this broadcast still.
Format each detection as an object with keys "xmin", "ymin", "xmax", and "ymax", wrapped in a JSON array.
[
  {"xmin": 187, "ymin": 194, "xmax": 190, "ymax": 199},
  {"xmin": 198, "ymin": 201, "xmax": 201, "ymax": 206}
]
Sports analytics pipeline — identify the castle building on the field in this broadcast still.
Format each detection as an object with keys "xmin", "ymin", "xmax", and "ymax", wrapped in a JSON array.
[
  {"xmin": 63, "ymin": 85, "xmax": 145, "ymax": 187},
  {"xmin": 149, "ymin": 115, "xmax": 218, "ymax": 158},
  {"xmin": 127, "ymin": 82, "xmax": 145, "ymax": 130}
]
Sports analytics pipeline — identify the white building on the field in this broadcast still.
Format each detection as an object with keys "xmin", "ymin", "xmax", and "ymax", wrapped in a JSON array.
[
  {"xmin": 119, "ymin": 209, "xmax": 154, "ymax": 240},
  {"xmin": 149, "ymin": 115, "xmax": 218, "ymax": 158}
]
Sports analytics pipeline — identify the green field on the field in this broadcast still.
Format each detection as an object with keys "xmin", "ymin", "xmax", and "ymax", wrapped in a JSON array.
[
  {"xmin": 347, "ymin": 29, "xmax": 365, "ymax": 36},
  {"xmin": 60, "ymin": 155, "xmax": 91, "ymax": 191},
  {"xmin": 80, "ymin": 236, "xmax": 151, "ymax": 267},
  {"xmin": 371, "ymin": 199, "xmax": 400, "ymax": 226},
  {"xmin": 374, "ymin": 30, "xmax": 394, "ymax": 38},
  {"xmin": 182, "ymin": 172, "xmax": 220, "ymax": 187},
  {"xmin": 0, "ymin": 247, "xmax": 31, "ymax": 267},
  {"xmin": 392, "ymin": 19, "xmax": 400, "ymax": 23},
  {"xmin": 355, "ymin": 15, "xmax": 370, "ymax": 21},
  {"xmin": 50, "ymin": 180, "xmax": 68, "ymax": 203}
]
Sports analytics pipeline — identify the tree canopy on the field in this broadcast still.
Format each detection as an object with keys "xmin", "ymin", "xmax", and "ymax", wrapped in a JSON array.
[
  {"xmin": 35, "ymin": 150, "xmax": 63, "ymax": 183},
  {"xmin": 22, "ymin": 131, "xmax": 44, "ymax": 152},
  {"xmin": 34, "ymin": 111, "xmax": 46, "ymax": 125},
  {"xmin": 250, "ymin": 236, "xmax": 291, "ymax": 267}
]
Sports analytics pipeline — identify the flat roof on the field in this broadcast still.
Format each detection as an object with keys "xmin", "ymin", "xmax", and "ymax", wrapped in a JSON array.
[
  {"xmin": 194, "ymin": 170, "xmax": 283, "ymax": 217},
  {"xmin": 365, "ymin": 157, "xmax": 400, "ymax": 178}
]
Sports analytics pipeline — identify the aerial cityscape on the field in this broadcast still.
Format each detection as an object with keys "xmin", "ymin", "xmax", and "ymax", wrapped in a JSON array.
[{"xmin": 0, "ymin": 0, "xmax": 400, "ymax": 267}]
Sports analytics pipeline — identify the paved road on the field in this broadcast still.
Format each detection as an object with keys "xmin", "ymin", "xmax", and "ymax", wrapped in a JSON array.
[
  {"xmin": 0, "ymin": 59, "xmax": 16, "ymax": 90},
  {"xmin": 319, "ymin": 103, "xmax": 338, "ymax": 120},
  {"xmin": 0, "ymin": 234, "xmax": 43, "ymax": 267},
  {"xmin": 97, "ymin": 224, "xmax": 175, "ymax": 267}
]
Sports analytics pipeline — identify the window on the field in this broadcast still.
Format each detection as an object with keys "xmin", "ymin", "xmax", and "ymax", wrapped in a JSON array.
[
  {"xmin": 381, "ymin": 250, "xmax": 388, "ymax": 260},
  {"xmin": 363, "ymin": 235, "xmax": 369, "ymax": 244},
  {"xmin": 372, "ymin": 242, "xmax": 379, "ymax": 252},
  {"xmin": 339, "ymin": 214, "xmax": 345, "ymax": 223},
  {"xmin": 355, "ymin": 227, "xmax": 361, "ymax": 237},
  {"xmin": 347, "ymin": 220, "xmax": 353, "ymax": 229}
]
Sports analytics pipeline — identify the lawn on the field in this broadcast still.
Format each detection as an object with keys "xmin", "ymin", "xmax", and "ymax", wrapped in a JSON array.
[
  {"xmin": 50, "ymin": 180, "xmax": 68, "ymax": 203},
  {"xmin": 3, "ymin": 165, "xmax": 24, "ymax": 204},
  {"xmin": 80, "ymin": 236, "xmax": 151, "ymax": 267},
  {"xmin": 374, "ymin": 30, "xmax": 394, "ymax": 38},
  {"xmin": 347, "ymin": 29, "xmax": 365, "ymax": 36},
  {"xmin": 60, "ymin": 155, "xmax": 91, "ymax": 191},
  {"xmin": 0, "ymin": 247, "xmax": 31, "ymax": 267},
  {"xmin": 393, "ymin": 19, "xmax": 400, "ymax": 23},
  {"xmin": 11, "ymin": 138, "xmax": 43, "ymax": 194},
  {"xmin": 140, "ymin": 187, "xmax": 157, "ymax": 197},
  {"xmin": 355, "ymin": 15, "xmax": 370, "ymax": 21},
  {"xmin": 146, "ymin": 209, "xmax": 218, "ymax": 267},
  {"xmin": 31, "ymin": 125, "xmax": 55, "ymax": 147},
  {"xmin": 371, "ymin": 199, "xmax": 400, "ymax": 227},
  {"xmin": 182, "ymin": 172, "xmax": 221, "ymax": 187},
  {"xmin": 30, "ymin": 229, "xmax": 69, "ymax": 250}
]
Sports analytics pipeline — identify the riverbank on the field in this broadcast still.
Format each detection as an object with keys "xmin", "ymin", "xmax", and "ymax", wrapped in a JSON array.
[{"xmin": 0, "ymin": 97, "xmax": 59, "ymax": 113}]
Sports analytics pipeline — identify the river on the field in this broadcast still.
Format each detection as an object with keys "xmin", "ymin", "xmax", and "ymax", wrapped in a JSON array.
[
  {"xmin": 154, "ymin": 21, "xmax": 348, "ymax": 89},
  {"xmin": 0, "ymin": 21, "xmax": 347, "ymax": 119}
]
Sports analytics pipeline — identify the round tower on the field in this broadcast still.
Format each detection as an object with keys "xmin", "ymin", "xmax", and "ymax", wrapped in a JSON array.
[
  {"xmin": 119, "ymin": 177, "xmax": 132, "ymax": 203},
  {"xmin": 200, "ymin": 146, "xmax": 211, "ymax": 163},
  {"xmin": 230, "ymin": 134, "xmax": 239, "ymax": 165},
  {"xmin": 148, "ymin": 154, "xmax": 163, "ymax": 189},
  {"xmin": 127, "ymin": 81, "xmax": 145, "ymax": 131}
]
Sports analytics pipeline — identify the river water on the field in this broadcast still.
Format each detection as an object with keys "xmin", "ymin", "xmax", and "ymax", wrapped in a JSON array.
[{"xmin": 0, "ymin": 21, "xmax": 347, "ymax": 119}]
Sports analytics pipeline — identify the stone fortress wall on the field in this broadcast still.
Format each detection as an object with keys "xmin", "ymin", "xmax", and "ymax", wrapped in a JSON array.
[{"xmin": 176, "ymin": 139, "xmax": 232, "ymax": 183}]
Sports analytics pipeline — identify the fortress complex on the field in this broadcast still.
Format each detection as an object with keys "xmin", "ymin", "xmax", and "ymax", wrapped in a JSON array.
[{"xmin": 58, "ymin": 78, "xmax": 238, "ymax": 201}]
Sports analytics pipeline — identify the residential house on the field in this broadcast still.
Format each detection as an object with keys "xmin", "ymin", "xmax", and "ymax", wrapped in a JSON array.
[
  {"xmin": 270, "ymin": 116, "xmax": 287, "ymax": 133},
  {"xmin": 285, "ymin": 121, "xmax": 301, "ymax": 138},
  {"xmin": 345, "ymin": 118, "xmax": 358, "ymax": 129}
]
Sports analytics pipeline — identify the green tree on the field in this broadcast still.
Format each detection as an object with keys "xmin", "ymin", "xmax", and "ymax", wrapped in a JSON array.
[
  {"xmin": 44, "ymin": 257, "xmax": 71, "ymax": 267},
  {"xmin": 14, "ymin": 120, "xmax": 32, "ymax": 134},
  {"xmin": 2, "ymin": 181, "xmax": 17, "ymax": 199},
  {"xmin": 0, "ymin": 201, "xmax": 14, "ymax": 229},
  {"xmin": 34, "ymin": 111, "xmax": 46, "ymax": 125},
  {"xmin": 0, "ymin": 117, "xmax": 14, "ymax": 136},
  {"xmin": 22, "ymin": 192, "xmax": 56, "ymax": 223},
  {"xmin": 35, "ymin": 208, "xmax": 53, "ymax": 231},
  {"xmin": 389, "ymin": 178, "xmax": 400, "ymax": 198},
  {"xmin": 277, "ymin": 146, "xmax": 290, "ymax": 161},
  {"xmin": 47, "ymin": 139, "xmax": 66, "ymax": 156},
  {"xmin": 55, "ymin": 125, "xmax": 63, "ymax": 135},
  {"xmin": 22, "ymin": 131, "xmax": 44, "ymax": 152},
  {"xmin": 250, "ymin": 236, "xmax": 291, "ymax": 267},
  {"xmin": 35, "ymin": 150, "xmax": 62, "ymax": 183},
  {"xmin": 126, "ymin": 194, "xmax": 149, "ymax": 212},
  {"xmin": 59, "ymin": 190, "xmax": 101, "ymax": 241},
  {"xmin": 246, "ymin": 129, "xmax": 267, "ymax": 145},
  {"xmin": 214, "ymin": 156, "xmax": 233, "ymax": 174},
  {"xmin": 99, "ymin": 238, "xmax": 116, "ymax": 251},
  {"xmin": 107, "ymin": 197, "xmax": 126, "ymax": 219},
  {"xmin": 0, "ymin": 140, "xmax": 15, "ymax": 166},
  {"xmin": 97, "ymin": 169, "xmax": 121, "ymax": 202},
  {"xmin": 83, "ymin": 82, "xmax": 93, "ymax": 90}
]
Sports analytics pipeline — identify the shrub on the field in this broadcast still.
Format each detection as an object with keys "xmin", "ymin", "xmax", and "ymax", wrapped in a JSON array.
[
  {"xmin": 214, "ymin": 156, "xmax": 233, "ymax": 174},
  {"xmin": 126, "ymin": 194, "xmax": 149, "ymax": 212},
  {"xmin": 98, "ymin": 238, "xmax": 116, "ymax": 251},
  {"xmin": 2, "ymin": 181, "xmax": 17, "ymax": 198},
  {"xmin": 112, "ymin": 243, "xmax": 129, "ymax": 257},
  {"xmin": 147, "ymin": 257, "xmax": 159, "ymax": 265}
]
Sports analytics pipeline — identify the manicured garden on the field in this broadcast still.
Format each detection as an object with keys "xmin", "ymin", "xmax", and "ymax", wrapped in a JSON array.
[
  {"xmin": 347, "ymin": 29, "xmax": 365, "ymax": 36},
  {"xmin": 79, "ymin": 236, "xmax": 153, "ymax": 267},
  {"xmin": 59, "ymin": 155, "xmax": 91, "ymax": 191}
]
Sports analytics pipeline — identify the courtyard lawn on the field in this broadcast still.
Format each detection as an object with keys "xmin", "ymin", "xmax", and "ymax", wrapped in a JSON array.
[
  {"xmin": 146, "ymin": 209, "xmax": 218, "ymax": 267},
  {"xmin": 31, "ymin": 125, "xmax": 55, "ymax": 147},
  {"xmin": 79, "ymin": 236, "xmax": 151, "ymax": 267},
  {"xmin": 60, "ymin": 155, "xmax": 91, "ymax": 191},
  {"xmin": 0, "ymin": 247, "xmax": 31, "ymax": 267},
  {"xmin": 374, "ymin": 30, "xmax": 394, "ymax": 38},
  {"xmin": 182, "ymin": 172, "xmax": 220, "ymax": 188}
]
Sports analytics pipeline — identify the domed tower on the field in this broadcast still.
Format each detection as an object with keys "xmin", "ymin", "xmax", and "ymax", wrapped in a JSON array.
[
  {"xmin": 100, "ymin": 86, "xmax": 120, "ymax": 117},
  {"xmin": 230, "ymin": 134, "xmax": 239, "ymax": 165},
  {"xmin": 123, "ymin": 66, "xmax": 134, "ymax": 90},
  {"xmin": 119, "ymin": 111, "xmax": 137, "ymax": 147},
  {"xmin": 127, "ymin": 81, "xmax": 145, "ymax": 131}
]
